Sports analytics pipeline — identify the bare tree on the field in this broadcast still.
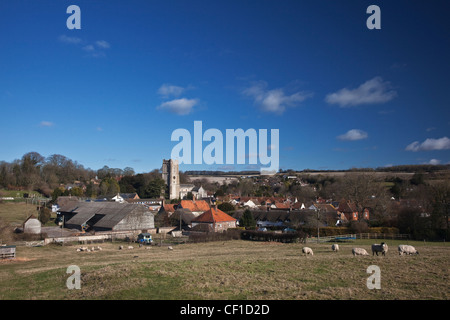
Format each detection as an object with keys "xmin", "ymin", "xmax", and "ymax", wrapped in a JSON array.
[{"xmin": 336, "ymin": 173, "xmax": 390, "ymax": 223}]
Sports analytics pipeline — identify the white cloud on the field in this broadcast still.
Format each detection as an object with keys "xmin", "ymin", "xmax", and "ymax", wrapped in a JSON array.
[
  {"xmin": 82, "ymin": 45, "xmax": 95, "ymax": 52},
  {"xmin": 405, "ymin": 137, "xmax": 450, "ymax": 151},
  {"xmin": 157, "ymin": 98, "xmax": 198, "ymax": 115},
  {"xmin": 428, "ymin": 159, "xmax": 441, "ymax": 165},
  {"xmin": 82, "ymin": 41, "xmax": 110, "ymax": 58},
  {"xmin": 95, "ymin": 40, "xmax": 110, "ymax": 49},
  {"xmin": 337, "ymin": 129, "xmax": 368, "ymax": 141},
  {"xmin": 58, "ymin": 35, "xmax": 82, "ymax": 44},
  {"xmin": 157, "ymin": 84, "xmax": 186, "ymax": 98},
  {"xmin": 325, "ymin": 77, "xmax": 397, "ymax": 107},
  {"xmin": 40, "ymin": 121, "xmax": 54, "ymax": 127},
  {"xmin": 59, "ymin": 35, "xmax": 110, "ymax": 58},
  {"xmin": 243, "ymin": 81, "xmax": 311, "ymax": 114}
]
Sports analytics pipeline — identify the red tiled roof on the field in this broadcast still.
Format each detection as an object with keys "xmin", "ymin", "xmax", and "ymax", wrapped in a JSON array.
[
  {"xmin": 192, "ymin": 207, "xmax": 237, "ymax": 223},
  {"xmin": 274, "ymin": 202, "xmax": 290, "ymax": 209},
  {"xmin": 338, "ymin": 200, "xmax": 358, "ymax": 213},
  {"xmin": 180, "ymin": 200, "xmax": 210, "ymax": 212},
  {"xmin": 163, "ymin": 204, "xmax": 176, "ymax": 212}
]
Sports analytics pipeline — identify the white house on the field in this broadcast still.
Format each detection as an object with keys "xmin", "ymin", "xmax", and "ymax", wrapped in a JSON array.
[
  {"xmin": 179, "ymin": 184, "xmax": 208, "ymax": 200},
  {"xmin": 112, "ymin": 194, "xmax": 125, "ymax": 203},
  {"xmin": 243, "ymin": 200, "xmax": 258, "ymax": 209}
]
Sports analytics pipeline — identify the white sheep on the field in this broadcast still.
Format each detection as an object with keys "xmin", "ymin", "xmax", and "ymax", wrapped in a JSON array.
[
  {"xmin": 398, "ymin": 245, "xmax": 419, "ymax": 255},
  {"xmin": 302, "ymin": 247, "xmax": 314, "ymax": 256},
  {"xmin": 371, "ymin": 242, "xmax": 388, "ymax": 256},
  {"xmin": 331, "ymin": 244, "xmax": 339, "ymax": 252},
  {"xmin": 128, "ymin": 245, "xmax": 134, "ymax": 250},
  {"xmin": 168, "ymin": 246, "xmax": 173, "ymax": 250},
  {"xmin": 352, "ymin": 248, "xmax": 369, "ymax": 256}
]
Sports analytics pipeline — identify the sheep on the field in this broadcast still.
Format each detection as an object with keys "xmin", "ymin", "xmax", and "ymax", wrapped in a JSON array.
[
  {"xmin": 398, "ymin": 245, "xmax": 419, "ymax": 255},
  {"xmin": 168, "ymin": 246, "xmax": 173, "ymax": 250},
  {"xmin": 128, "ymin": 246, "xmax": 134, "ymax": 250},
  {"xmin": 371, "ymin": 242, "xmax": 388, "ymax": 256},
  {"xmin": 118, "ymin": 245, "xmax": 123, "ymax": 250},
  {"xmin": 302, "ymin": 247, "xmax": 314, "ymax": 256},
  {"xmin": 331, "ymin": 244, "xmax": 339, "ymax": 252},
  {"xmin": 352, "ymin": 248, "xmax": 369, "ymax": 256}
]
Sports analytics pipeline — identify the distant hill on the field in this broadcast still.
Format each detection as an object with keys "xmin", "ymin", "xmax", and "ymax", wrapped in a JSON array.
[{"xmin": 186, "ymin": 164, "xmax": 450, "ymax": 176}]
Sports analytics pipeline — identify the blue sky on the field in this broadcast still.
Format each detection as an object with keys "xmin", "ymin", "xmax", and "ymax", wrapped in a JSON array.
[{"xmin": 0, "ymin": 0, "xmax": 449, "ymax": 173}]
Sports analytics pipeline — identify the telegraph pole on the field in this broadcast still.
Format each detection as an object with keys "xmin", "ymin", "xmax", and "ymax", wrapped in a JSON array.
[{"xmin": 316, "ymin": 207, "xmax": 320, "ymax": 244}]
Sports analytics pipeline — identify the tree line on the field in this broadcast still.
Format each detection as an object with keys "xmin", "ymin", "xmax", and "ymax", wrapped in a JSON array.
[{"xmin": 0, "ymin": 152, "xmax": 170, "ymax": 199}]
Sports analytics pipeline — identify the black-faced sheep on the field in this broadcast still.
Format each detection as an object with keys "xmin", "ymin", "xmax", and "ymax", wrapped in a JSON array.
[
  {"xmin": 371, "ymin": 242, "xmax": 388, "ymax": 256},
  {"xmin": 331, "ymin": 244, "xmax": 339, "ymax": 252},
  {"xmin": 302, "ymin": 247, "xmax": 313, "ymax": 256}
]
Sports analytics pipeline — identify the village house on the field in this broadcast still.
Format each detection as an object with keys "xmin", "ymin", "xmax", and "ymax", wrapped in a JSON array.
[
  {"xmin": 179, "ymin": 184, "xmax": 195, "ymax": 199},
  {"xmin": 158, "ymin": 203, "xmax": 177, "ymax": 216},
  {"xmin": 178, "ymin": 199, "xmax": 210, "ymax": 216},
  {"xmin": 337, "ymin": 200, "xmax": 370, "ymax": 222},
  {"xmin": 97, "ymin": 193, "xmax": 140, "ymax": 203},
  {"xmin": 179, "ymin": 184, "xmax": 208, "ymax": 200},
  {"xmin": 191, "ymin": 206, "xmax": 237, "ymax": 233}
]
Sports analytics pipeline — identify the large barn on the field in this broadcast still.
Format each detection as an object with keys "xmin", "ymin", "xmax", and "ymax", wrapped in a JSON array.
[{"xmin": 58, "ymin": 201, "xmax": 154, "ymax": 232}]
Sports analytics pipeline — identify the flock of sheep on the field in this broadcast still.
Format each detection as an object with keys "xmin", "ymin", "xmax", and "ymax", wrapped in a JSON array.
[
  {"xmin": 302, "ymin": 243, "xmax": 419, "ymax": 256},
  {"xmin": 76, "ymin": 246, "xmax": 103, "ymax": 252}
]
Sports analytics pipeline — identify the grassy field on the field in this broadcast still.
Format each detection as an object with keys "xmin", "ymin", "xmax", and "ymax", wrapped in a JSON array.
[
  {"xmin": 0, "ymin": 239, "xmax": 448, "ymax": 300},
  {"xmin": 0, "ymin": 202, "xmax": 42, "ymax": 226}
]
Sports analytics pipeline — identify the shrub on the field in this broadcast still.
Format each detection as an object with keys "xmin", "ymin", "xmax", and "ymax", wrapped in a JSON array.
[{"xmin": 240, "ymin": 230, "xmax": 304, "ymax": 243}]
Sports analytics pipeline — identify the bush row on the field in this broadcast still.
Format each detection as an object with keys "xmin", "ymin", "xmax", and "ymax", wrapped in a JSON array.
[
  {"xmin": 240, "ymin": 230, "xmax": 305, "ymax": 243},
  {"xmin": 300, "ymin": 226, "xmax": 399, "ymax": 237}
]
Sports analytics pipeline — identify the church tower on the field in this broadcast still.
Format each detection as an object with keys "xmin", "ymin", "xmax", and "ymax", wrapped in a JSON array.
[{"xmin": 162, "ymin": 159, "xmax": 180, "ymax": 200}]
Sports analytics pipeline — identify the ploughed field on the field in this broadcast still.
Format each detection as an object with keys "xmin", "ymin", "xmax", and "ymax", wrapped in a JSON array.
[{"xmin": 0, "ymin": 239, "xmax": 448, "ymax": 300}]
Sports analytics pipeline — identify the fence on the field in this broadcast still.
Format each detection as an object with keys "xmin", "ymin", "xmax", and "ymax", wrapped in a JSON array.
[
  {"xmin": 44, "ymin": 230, "xmax": 145, "ymax": 245},
  {"xmin": 306, "ymin": 233, "xmax": 410, "ymax": 243},
  {"xmin": 25, "ymin": 241, "xmax": 45, "ymax": 247},
  {"xmin": 306, "ymin": 234, "xmax": 355, "ymax": 243},
  {"xmin": 0, "ymin": 245, "xmax": 16, "ymax": 259},
  {"xmin": 357, "ymin": 233, "xmax": 410, "ymax": 240}
]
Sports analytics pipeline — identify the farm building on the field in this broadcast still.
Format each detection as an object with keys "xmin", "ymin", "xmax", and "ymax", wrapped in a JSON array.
[
  {"xmin": 23, "ymin": 215, "xmax": 41, "ymax": 234},
  {"xmin": 58, "ymin": 201, "xmax": 154, "ymax": 232},
  {"xmin": 191, "ymin": 206, "xmax": 237, "ymax": 233}
]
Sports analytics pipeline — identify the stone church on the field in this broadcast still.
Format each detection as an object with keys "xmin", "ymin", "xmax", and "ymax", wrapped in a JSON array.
[
  {"xmin": 161, "ymin": 159, "xmax": 208, "ymax": 200},
  {"xmin": 162, "ymin": 159, "xmax": 180, "ymax": 200}
]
